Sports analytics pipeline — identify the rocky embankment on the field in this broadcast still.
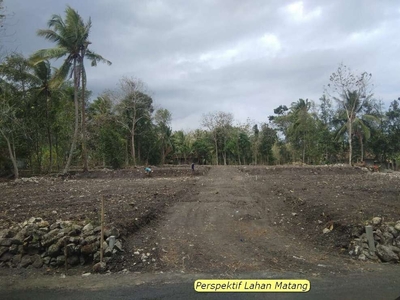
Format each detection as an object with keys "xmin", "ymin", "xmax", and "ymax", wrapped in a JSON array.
[
  {"xmin": 0, "ymin": 217, "xmax": 122, "ymax": 272},
  {"xmin": 347, "ymin": 217, "xmax": 400, "ymax": 263}
]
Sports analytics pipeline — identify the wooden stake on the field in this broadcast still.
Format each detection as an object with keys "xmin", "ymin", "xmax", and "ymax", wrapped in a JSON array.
[
  {"xmin": 365, "ymin": 225, "xmax": 375, "ymax": 254},
  {"xmin": 64, "ymin": 237, "xmax": 68, "ymax": 272},
  {"xmin": 100, "ymin": 195, "xmax": 105, "ymax": 263}
]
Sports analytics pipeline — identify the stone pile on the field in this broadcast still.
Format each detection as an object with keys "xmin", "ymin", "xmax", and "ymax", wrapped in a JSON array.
[
  {"xmin": 0, "ymin": 217, "xmax": 123, "ymax": 270},
  {"xmin": 348, "ymin": 217, "xmax": 400, "ymax": 263}
]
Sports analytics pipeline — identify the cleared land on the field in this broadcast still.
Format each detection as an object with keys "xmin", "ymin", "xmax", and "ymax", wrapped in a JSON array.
[{"xmin": 0, "ymin": 165, "xmax": 399, "ymax": 276}]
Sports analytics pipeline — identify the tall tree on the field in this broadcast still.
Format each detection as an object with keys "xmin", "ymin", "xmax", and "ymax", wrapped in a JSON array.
[
  {"xmin": 384, "ymin": 99, "xmax": 400, "ymax": 160},
  {"xmin": 30, "ymin": 60, "xmax": 59, "ymax": 171},
  {"xmin": 192, "ymin": 129, "xmax": 213, "ymax": 164},
  {"xmin": 258, "ymin": 123, "xmax": 277, "ymax": 164},
  {"xmin": 335, "ymin": 100, "xmax": 378, "ymax": 163},
  {"xmin": 251, "ymin": 124, "xmax": 260, "ymax": 164},
  {"xmin": 0, "ymin": 82, "xmax": 19, "ymax": 178},
  {"xmin": 201, "ymin": 111, "xmax": 233, "ymax": 165},
  {"xmin": 0, "ymin": 54, "xmax": 38, "ymax": 178},
  {"xmin": 31, "ymin": 5, "xmax": 111, "ymax": 173},
  {"xmin": 318, "ymin": 94, "xmax": 337, "ymax": 163},
  {"xmin": 172, "ymin": 130, "xmax": 193, "ymax": 164},
  {"xmin": 288, "ymin": 99, "xmax": 314, "ymax": 163},
  {"xmin": 327, "ymin": 63, "xmax": 372, "ymax": 165},
  {"xmin": 155, "ymin": 109, "xmax": 172, "ymax": 165},
  {"xmin": 115, "ymin": 77, "xmax": 153, "ymax": 166}
]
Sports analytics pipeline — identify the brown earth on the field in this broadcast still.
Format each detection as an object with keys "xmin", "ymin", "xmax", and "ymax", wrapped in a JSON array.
[{"xmin": 0, "ymin": 165, "xmax": 399, "ymax": 278}]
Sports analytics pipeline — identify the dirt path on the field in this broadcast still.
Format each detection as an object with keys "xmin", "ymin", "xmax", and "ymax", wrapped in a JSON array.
[
  {"xmin": 154, "ymin": 167, "xmax": 357, "ymax": 275},
  {"xmin": 2, "ymin": 165, "xmax": 399, "ymax": 296}
]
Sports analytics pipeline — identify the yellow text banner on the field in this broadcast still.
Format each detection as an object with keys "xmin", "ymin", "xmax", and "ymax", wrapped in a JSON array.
[{"xmin": 194, "ymin": 279, "xmax": 310, "ymax": 293}]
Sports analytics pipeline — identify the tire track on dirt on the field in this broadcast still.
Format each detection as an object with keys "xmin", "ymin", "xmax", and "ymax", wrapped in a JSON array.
[{"xmin": 155, "ymin": 166, "xmax": 343, "ymax": 274}]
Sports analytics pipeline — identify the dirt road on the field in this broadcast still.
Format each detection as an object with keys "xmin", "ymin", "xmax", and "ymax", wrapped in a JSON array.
[
  {"xmin": 154, "ymin": 166, "xmax": 357, "ymax": 274},
  {"xmin": 2, "ymin": 165, "xmax": 400, "ymax": 299}
]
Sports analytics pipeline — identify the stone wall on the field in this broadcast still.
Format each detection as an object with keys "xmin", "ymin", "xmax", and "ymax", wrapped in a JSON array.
[
  {"xmin": 0, "ymin": 217, "xmax": 122, "ymax": 270},
  {"xmin": 348, "ymin": 217, "xmax": 400, "ymax": 263}
]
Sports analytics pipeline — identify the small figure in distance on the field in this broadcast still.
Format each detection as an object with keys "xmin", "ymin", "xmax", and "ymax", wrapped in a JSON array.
[
  {"xmin": 191, "ymin": 163, "xmax": 195, "ymax": 172},
  {"xmin": 144, "ymin": 166, "xmax": 152, "ymax": 177}
]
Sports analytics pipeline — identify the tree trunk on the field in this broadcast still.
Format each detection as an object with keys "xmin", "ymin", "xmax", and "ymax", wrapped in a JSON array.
[
  {"xmin": 161, "ymin": 147, "xmax": 165, "ymax": 165},
  {"xmin": 63, "ymin": 59, "xmax": 80, "ymax": 174},
  {"xmin": 131, "ymin": 129, "xmax": 136, "ymax": 166},
  {"xmin": 131, "ymin": 109, "xmax": 137, "ymax": 166},
  {"xmin": 348, "ymin": 120, "xmax": 352, "ymax": 165},
  {"xmin": 55, "ymin": 129, "xmax": 60, "ymax": 171},
  {"xmin": 137, "ymin": 140, "xmax": 141, "ymax": 163},
  {"xmin": 1, "ymin": 130, "xmax": 18, "ymax": 179},
  {"xmin": 36, "ymin": 130, "xmax": 42, "ymax": 173},
  {"xmin": 237, "ymin": 139, "xmax": 241, "ymax": 165},
  {"xmin": 214, "ymin": 138, "xmax": 218, "ymax": 165},
  {"xmin": 29, "ymin": 152, "xmax": 33, "ymax": 175},
  {"xmin": 325, "ymin": 148, "xmax": 328, "ymax": 164},
  {"xmin": 360, "ymin": 135, "xmax": 364, "ymax": 162},
  {"xmin": 125, "ymin": 137, "xmax": 129, "ymax": 167},
  {"xmin": 45, "ymin": 92, "xmax": 53, "ymax": 172},
  {"xmin": 223, "ymin": 138, "xmax": 227, "ymax": 165},
  {"xmin": 81, "ymin": 59, "xmax": 88, "ymax": 172},
  {"xmin": 133, "ymin": 137, "xmax": 137, "ymax": 165}
]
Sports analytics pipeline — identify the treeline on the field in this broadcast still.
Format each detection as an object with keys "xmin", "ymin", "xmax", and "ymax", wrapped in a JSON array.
[
  {"xmin": 1, "ymin": 7, "xmax": 400, "ymax": 178},
  {"xmin": 0, "ymin": 52, "xmax": 175, "ymax": 175}
]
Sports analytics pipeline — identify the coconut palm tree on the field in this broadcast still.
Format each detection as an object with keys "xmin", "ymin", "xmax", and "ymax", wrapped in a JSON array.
[
  {"xmin": 335, "ymin": 90, "xmax": 377, "ymax": 163},
  {"xmin": 336, "ymin": 110, "xmax": 378, "ymax": 163},
  {"xmin": 30, "ymin": 60, "xmax": 67, "ymax": 172},
  {"xmin": 31, "ymin": 5, "xmax": 111, "ymax": 174},
  {"xmin": 288, "ymin": 98, "xmax": 314, "ymax": 163}
]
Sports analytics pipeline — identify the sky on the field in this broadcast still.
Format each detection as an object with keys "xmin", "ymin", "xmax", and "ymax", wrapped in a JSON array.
[{"xmin": 3, "ymin": 0, "xmax": 400, "ymax": 130}]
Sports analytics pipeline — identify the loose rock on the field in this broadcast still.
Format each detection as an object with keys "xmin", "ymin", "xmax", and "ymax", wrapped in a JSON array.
[
  {"xmin": 0, "ymin": 246, "xmax": 8, "ymax": 257},
  {"xmin": 20, "ymin": 255, "xmax": 32, "ymax": 268},
  {"xmin": 93, "ymin": 262, "xmax": 107, "ymax": 273},
  {"xmin": 67, "ymin": 255, "xmax": 80, "ymax": 266},
  {"xmin": 375, "ymin": 244, "xmax": 399, "ymax": 262},
  {"xmin": 32, "ymin": 254, "xmax": 43, "ymax": 268},
  {"xmin": 82, "ymin": 223, "xmax": 94, "ymax": 233},
  {"xmin": 372, "ymin": 217, "xmax": 382, "ymax": 226}
]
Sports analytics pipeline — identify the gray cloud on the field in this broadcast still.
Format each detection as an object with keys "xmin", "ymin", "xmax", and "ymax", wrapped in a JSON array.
[{"xmin": 5, "ymin": 0, "xmax": 400, "ymax": 130}]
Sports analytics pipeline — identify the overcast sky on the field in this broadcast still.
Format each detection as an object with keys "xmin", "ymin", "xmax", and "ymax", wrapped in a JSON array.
[{"xmin": 3, "ymin": 0, "xmax": 400, "ymax": 130}]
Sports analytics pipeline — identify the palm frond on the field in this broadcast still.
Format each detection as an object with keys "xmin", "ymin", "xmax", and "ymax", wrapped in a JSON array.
[
  {"xmin": 362, "ymin": 114, "xmax": 379, "ymax": 123},
  {"xmin": 65, "ymin": 6, "xmax": 85, "ymax": 42},
  {"xmin": 47, "ymin": 14, "xmax": 65, "ymax": 30},
  {"xmin": 50, "ymin": 60, "xmax": 72, "ymax": 89},
  {"xmin": 357, "ymin": 120, "xmax": 371, "ymax": 140},
  {"xmin": 352, "ymin": 118, "xmax": 370, "ymax": 140},
  {"xmin": 30, "ymin": 48, "xmax": 69, "ymax": 64},
  {"xmin": 83, "ymin": 17, "xmax": 92, "ymax": 41},
  {"xmin": 335, "ymin": 123, "xmax": 348, "ymax": 141},
  {"xmin": 37, "ymin": 29, "xmax": 63, "ymax": 44},
  {"xmin": 33, "ymin": 60, "xmax": 52, "ymax": 83},
  {"xmin": 85, "ymin": 50, "xmax": 112, "ymax": 66}
]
